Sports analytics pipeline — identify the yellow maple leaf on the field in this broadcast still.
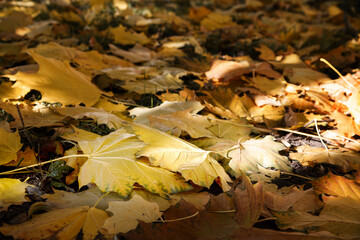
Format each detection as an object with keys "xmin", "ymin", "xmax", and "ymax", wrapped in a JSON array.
[
  {"xmin": 228, "ymin": 136, "xmax": 291, "ymax": 177},
  {"xmin": 6, "ymin": 53, "xmax": 103, "ymax": 106},
  {"xmin": 0, "ymin": 206, "xmax": 109, "ymax": 240},
  {"xmin": 0, "ymin": 178, "xmax": 29, "ymax": 207},
  {"xmin": 5, "ymin": 147, "xmax": 37, "ymax": 167},
  {"xmin": 77, "ymin": 129, "xmax": 192, "ymax": 198},
  {"xmin": 290, "ymin": 145, "xmax": 360, "ymax": 172},
  {"xmin": 132, "ymin": 123, "xmax": 232, "ymax": 191},
  {"xmin": 102, "ymin": 194, "xmax": 161, "ymax": 234},
  {"xmin": 0, "ymin": 128, "xmax": 22, "ymax": 165},
  {"xmin": 148, "ymin": 109, "xmax": 214, "ymax": 138},
  {"xmin": 312, "ymin": 172, "xmax": 360, "ymax": 201},
  {"xmin": 109, "ymin": 25, "xmax": 150, "ymax": 45}
]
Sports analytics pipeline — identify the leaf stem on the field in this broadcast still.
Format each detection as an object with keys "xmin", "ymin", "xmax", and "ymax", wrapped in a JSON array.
[
  {"xmin": 272, "ymin": 127, "xmax": 335, "ymax": 143},
  {"xmin": 320, "ymin": 58, "xmax": 355, "ymax": 89},
  {"xmin": 0, "ymin": 154, "xmax": 89, "ymax": 175},
  {"xmin": 154, "ymin": 211, "xmax": 199, "ymax": 223}
]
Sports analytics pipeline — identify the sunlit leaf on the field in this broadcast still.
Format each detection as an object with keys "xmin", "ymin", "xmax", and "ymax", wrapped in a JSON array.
[
  {"xmin": 0, "ymin": 128, "xmax": 22, "ymax": 165},
  {"xmin": 132, "ymin": 123, "xmax": 232, "ymax": 191},
  {"xmin": 78, "ymin": 129, "xmax": 192, "ymax": 198},
  {"xmin": 102, "ymin": 194, "xmax": 161, "ymax": 234}
]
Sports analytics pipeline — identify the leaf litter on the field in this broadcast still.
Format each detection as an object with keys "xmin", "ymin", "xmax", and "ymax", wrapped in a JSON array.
[{"xmin": 0, "ymin": 0, "xmax": 360, "ymax": 239}]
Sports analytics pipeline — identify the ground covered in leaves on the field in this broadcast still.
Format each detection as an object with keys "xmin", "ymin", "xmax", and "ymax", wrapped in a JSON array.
[{"xmin": 1, "ymin": 0, "xmax": 360, "ymax": 239}]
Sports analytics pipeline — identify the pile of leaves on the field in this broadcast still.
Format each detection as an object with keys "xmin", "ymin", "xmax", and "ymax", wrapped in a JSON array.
[{"xmin": 1, "ymin": 0, "xmax": 360, "ymax": 239}]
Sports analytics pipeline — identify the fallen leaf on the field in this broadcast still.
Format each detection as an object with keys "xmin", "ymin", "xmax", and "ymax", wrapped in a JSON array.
[
  {"xmin": 0, "ymin": 206, "xmax": 109, "ymax": 240},
  {"xmin": 290, "ymin": 145, "xmax": 360, "ymax": 172},
  {"xmin": 274, "ymin": 196, "xmax": 360, "ymax": 239},
  {"xmin": 78, "ymin": 129, "xmax": 192, "ymax": 198},
  {"xmin": 101, "ymin": 194, "xmax": 161, "ymax": 234},
  {"xmin": 0, "ymin": 102, "xmax": 64, "ymax": 128},
  {"xmin": 228, "ymin": 135, "xmax": 291, "ymax": 177},
  {"xmin": 0, "ymin": 128, "xmax": 22, "ymax": 165},
  {"xmin": 109, "ymin": 25, "xmax": 150, "ymax": 45},
  {"xmin": 61, "ymin": 126, "xmax": 101, "ymax": 142},
  {"xmin": 133, "ymin": 123, "xmax": 232, "ymax": 191},
  {"xmin": 312, "ymin": 172, "xmax": 360, "ymax": 201},
  {"xmin": 149, "ymin": 109, "xmax": 214, "ymax": 138},
  {"xmin": 130, "ymin": 100, "xmax": 204, "ymax": 125},
  {"xmin": 6, "ymin": 53, "xmax": 103, "ymax": 106},
  {"xmin": 201, "ymin": 12, "xmax": 237, "ymax": 31},
  {"xmin": 232, "ymin": 175, "xmax": 264, "ymax": 227},
  {"xmin": 44, "ymin": 186, "xmax": 124, "ymax": 211},
  {"xmin": 0, "ymin": 178, "xmax": 29, "ymax": 208},
  {"xmin": 55, "ymin": 106, "xmax": 124, "ymax": 129},
  {"xmin": 207, "ymin": 118, "xmax": 252, "ymax": 141},
  {"xmin": 205, "ymin": 59, "xmax": 251, "ymax": 83},
  {"xmin": 5, "ymin": 147, "xmax": 37, "ymax": 167}
]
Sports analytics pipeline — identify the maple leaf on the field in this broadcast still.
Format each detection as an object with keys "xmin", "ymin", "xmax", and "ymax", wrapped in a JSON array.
[
  {"xmin": 264, "ymin": 184, "xmax": 323, "ymax": 213},
  {"xmin": 102, "ymin": 194, "xmax": 161, "ymax": 234},
  {"xmin": 0, "ymin": 178, "xmax": 29, "ymax": 208},
  {"xmin": 55, "ymin": 106, "xmax": 124, "ymax": 129},
  {"xmin": 0, "ymin": 102, "xmax": 64, "ymax": 128},
  {"xmin": 205, "ymin": 59, "xmax": 251, "ymax": 83},
  {"xmin": 29, "ymin": 42, "xmax": 133, "ymax": 74},
  {"xmin": 44, "ymin": 186, "xmax": 124, "ymax": 211},
  {"xmin": 290, "ymin": 145, "xmax": 360, "ymax": 172},
  {"xmin": 344, "ymin": 91, "xmax": 360, "ymax": 125},
  {"xmin": 274, "ymin": 196, "xmax": 360, "ymax": 239},
  {"xmin": 132, "ymin": 123, "xmax": 232, "ymax": 191},
  {"xmin": 130, "ymin": 100, "xmax": 204, "ymax": 125},
  {"xmin": 312, "ymin": 172, "xmax": 360, "ymax": 201},
  {"xmin": 5, "ymin": 147, "xmax": 37, "ymax": 167},
  {"xmin": 109, "ymin": 25, "xmax": 150, "ymax": 45},
  {"xmin": 5, "ymin": 53, "xmax": 103, "ymax": 106},
  {"xmin": 207, "ymin": 118, "xmax": 252, "ymax": 141},
  {"xmin": 0, "ymin": 206, "xmax": 109, "ymax": 240},
  {"xmin": 148, "ymin": 109, "xmax": 214, "ymax": 138},
  {"xmin": 227, "ymin": 135, "xmax": 291, "ymax": 177},
  {"xmin": 109, "ymin": 43, "xmax": 158, "ymax": 63},
  {"xmin": 233, "ymin": 175, "xmax": 264, "ymax": 227},
  {"xmin": 0, "ymin": 128, "xmax": 22, "ymax": 165},
  {"xmin": 77, "ymin": 129, "xmax": 192, "ymax": 198}
]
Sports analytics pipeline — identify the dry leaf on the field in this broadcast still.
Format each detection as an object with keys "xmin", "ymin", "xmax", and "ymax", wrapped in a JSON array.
[
  {"xmin": 6, "ymin": 53, "xmax": 103, "ymax": 106},
  {"xmin": 0, "ymin": 128, "xmax": 22, "ymax": 165},
  {"xmin": 102, "ymin": 194, "xmax": 161, "ymax": 234},
  {"xmin": 0, "ymin": 178, "xmax": 29, "ymax": 207},
  {"xmin": 78, "ymin": 129, "xmax": 192, "ymax": 198},
  {"xmin": 133, "ymin": 123, "xmax": 232, "ymax": 191},
  {"xmin": 228, "ymin": 135, "xmax": 291, "ymax": 177}
]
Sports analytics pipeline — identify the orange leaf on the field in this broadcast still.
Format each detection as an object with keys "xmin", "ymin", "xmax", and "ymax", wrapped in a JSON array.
[{"xmin": 312, "ymin": 172, "xmax": 360, "ymax": 201}]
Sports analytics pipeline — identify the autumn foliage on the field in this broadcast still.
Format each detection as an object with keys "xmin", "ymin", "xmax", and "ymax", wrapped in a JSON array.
[{"xmin": 1, "ymin": 0, "xmax": 360, "ymax": 239}]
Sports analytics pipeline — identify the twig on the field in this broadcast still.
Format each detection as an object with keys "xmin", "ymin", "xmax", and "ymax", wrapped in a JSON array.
[
  {"xmin": 314, "ymin": 119, "xmax": 328, "ymax": 151},
  {"xmin": 0, "ymin": 154, "xmax": 88, "ymax": 175},
  {"xmin": 153, "ymin": 211, "xmax": 199, "ymax": 223},
  {"xmin": 320, "ymin": 58, "xmax": 355, "ymax": 89}
]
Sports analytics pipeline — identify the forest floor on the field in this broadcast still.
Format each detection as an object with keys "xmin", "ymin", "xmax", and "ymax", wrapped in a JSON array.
[{"xmin": 1, "ymin": 0, "xmax": 360, "ymax": 239}]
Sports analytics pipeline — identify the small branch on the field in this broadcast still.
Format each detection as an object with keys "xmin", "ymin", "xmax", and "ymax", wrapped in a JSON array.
[{"xmin": 0, "ymin": 154, "xmax": 89, "ymax": 175}]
